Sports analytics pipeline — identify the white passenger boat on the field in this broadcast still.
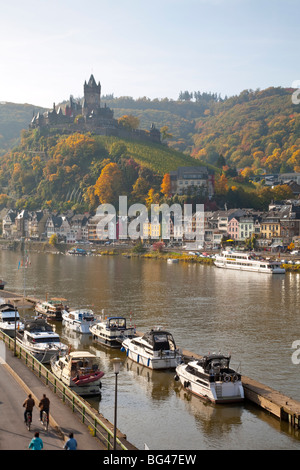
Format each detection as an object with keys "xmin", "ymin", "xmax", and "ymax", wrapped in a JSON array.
[
  {"xmin": 0, "ymin": 299, "xmax": 24, "ymax": 337},
  {"xmin": 16, "ymin": 318, "xmax": 68, "ymax": 363},
  {"xmin": 35, "ymin": 298, "xmax": 66, "ymax": 321},
  {"xmin": 175, "ymin": 354, "xmax": 244, "ymax": 404},
  {"xmin": 90, "ymin": 316, "xmax": 135, "ymax": 348},
  {"xmin": 62, "ymin": 308, "xmax": 95, "ymax": 334},
  {"xmin": 121, "ymin": 328, "xmax": 181, "ymax": 369},
  {"xmin": 50, "ymin": 351, "xmax": 104, "ymax": 397},
  {"xmin": 214, "ymin": 250, "xmax": 285, "ymax": 274}
]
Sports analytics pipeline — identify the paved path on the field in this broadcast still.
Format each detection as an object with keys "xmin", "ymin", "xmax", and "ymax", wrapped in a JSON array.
[{"xmin": 0, "ymin": 341, "xmax": 107, "ymax": 450}]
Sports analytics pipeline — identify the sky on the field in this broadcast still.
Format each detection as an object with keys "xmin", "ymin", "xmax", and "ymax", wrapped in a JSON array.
[{"xmin": 0, "ymin": 0, "xmax": 299, "ymax": 108}]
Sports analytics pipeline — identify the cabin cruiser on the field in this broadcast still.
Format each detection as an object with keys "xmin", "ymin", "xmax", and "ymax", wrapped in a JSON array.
[
  {"xmin": 90, "ymin": 315, "xmax": 135, "ymax": 348},
  {"xmin": 214, "ymin": 250, "xmax": 285, "ymax": 274},
  {"xmin": 175, "ymin": 354, "xmax": 244, "ymax": 404},
  {"xmin": 50, "ymin": 351, "xmax": 104, "ymax": 397},
  {"xmin": 35, "ymin": 298, "xmax": 65, "ymax": 321},
  {"xmin": 16, "ymin": 318, "xmax": 68, "ymax": 363},
  {"xmin": 62, "ymin": 308, "xmax": 95, "ymax": 334},
  {"xmin": 0, "ymin": 299, "xmax": 24, "ymax": 337},
  {"xmin": 121, "ymin": 328, "xmax": 181, "ymax": 369}
]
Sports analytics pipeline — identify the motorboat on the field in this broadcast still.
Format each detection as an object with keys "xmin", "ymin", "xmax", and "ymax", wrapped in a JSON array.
[
  {"xmin": 35, "ymin": 298, "xmax": 66, "ymax": 321},
  {"xmin": 62, "ymin": 308, "xmax": 95, "ymax": 334},
  {"xmin": 50, "ymin": 351, "xmax": 104, "ymax": 397},
  {"xmin": 0, "ymin": 299, "xmax": 24, "ymax": 337},
  {"xmin": 90, "ymin": 315, "xmax": 136, "ymax": 348},
  {"xmin": 174, "ymin": 354, "xmax": 244, "ymax": 404},
  {"xmin": 16, "ymin": 318, "xmax": 68, "ymax": 363},
  {"xmin": 214, "ymin": 250, "xmax": 285, "ymax": 274},
  {"xmin": 121, "ymin": 327, "xmax": 181, "ymax": 369}
]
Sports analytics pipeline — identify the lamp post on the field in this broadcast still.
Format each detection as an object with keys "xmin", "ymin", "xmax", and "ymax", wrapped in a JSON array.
[{"xmin": 113, "ymin": 358, "xmax": 121, "ymax": 451}]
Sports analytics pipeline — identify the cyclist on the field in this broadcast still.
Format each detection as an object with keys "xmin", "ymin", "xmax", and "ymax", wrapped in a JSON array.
[
  {"xmin": 23, "ymin": 393, "xmax": 35, "ymax": 423},
  {"xmin": 39, "ymin": 393, "xmax": 50, "ymax": 423}
]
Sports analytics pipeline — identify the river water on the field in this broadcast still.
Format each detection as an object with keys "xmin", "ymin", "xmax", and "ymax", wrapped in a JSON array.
[{"xmin": 1, "ymin": 249, "xmax": 300, "ymax": 450}]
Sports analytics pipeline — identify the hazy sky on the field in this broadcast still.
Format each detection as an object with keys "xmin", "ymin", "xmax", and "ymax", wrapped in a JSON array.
[{"xmin": 0, "ymin": 0, "xmax": 299, "ymax": 107}]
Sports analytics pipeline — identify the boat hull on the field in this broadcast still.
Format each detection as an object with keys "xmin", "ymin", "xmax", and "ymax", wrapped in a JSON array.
[
  {"xmin": 62, "ymin": 319, "xmax": 93, "ymax": 334},
  {"xmin": 122, "ymin": 342, "xmax": 180, "ymax": 370},
  {"xmin": 16, "ymin": 340, "xmax": 67, "ymax": 363}
]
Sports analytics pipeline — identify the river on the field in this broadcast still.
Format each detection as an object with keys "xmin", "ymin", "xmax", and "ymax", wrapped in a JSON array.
[{"xmin": 1, "ymin": 248, "xmax": 300, "ymax": 450}]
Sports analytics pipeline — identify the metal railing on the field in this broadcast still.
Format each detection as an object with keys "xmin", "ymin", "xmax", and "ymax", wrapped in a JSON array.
[{"xmin": 1, "ymin": 331, "xmax": 128, "ymax": 450}]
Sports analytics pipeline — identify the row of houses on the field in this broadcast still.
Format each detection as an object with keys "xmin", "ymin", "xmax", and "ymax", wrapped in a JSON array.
[{"xmin": 2, "ymin": 201, "xmax": 300, "ymax": 248}]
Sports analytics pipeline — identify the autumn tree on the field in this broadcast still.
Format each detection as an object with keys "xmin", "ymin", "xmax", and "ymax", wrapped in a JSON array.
[
  {"xmin": 118, "ymin": 115, "xmax": 139, "ymax": 131},
  {"xmin": 161, "ymin": 173, "xmax": 171, "ymax": 197},
  {"xmin": 131, "ymin": 177, "xmax": 150, "ymax": 203},
  {"xmin": 94, "ymin": 162, "xmax": 123, "ymax": 206}
]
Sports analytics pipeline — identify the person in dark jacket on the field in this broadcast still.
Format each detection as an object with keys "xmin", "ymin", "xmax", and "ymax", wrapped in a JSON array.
[
  {"xmin": 39, "ymin": 393, "xmax": 50, "ymax": 422},
  {"xmin": 23, "ymin": 393, "xmax": 35, "ymax": 422}
]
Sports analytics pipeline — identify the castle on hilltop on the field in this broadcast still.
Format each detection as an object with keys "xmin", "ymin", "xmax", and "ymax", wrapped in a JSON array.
[{"xmin": 30, "ymin": 74, "xmax": 161, "ymax": 143}]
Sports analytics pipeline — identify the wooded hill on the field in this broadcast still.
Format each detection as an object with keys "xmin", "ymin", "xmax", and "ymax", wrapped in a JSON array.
[{"xmin": 0, "ymin": 86, "xmax": 299, "ymax": 213}]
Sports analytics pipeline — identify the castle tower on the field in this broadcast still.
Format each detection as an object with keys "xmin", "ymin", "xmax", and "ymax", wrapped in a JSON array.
[{"xmin": 82, "ymin": 74, "xmax": 101, "ymax": 118}]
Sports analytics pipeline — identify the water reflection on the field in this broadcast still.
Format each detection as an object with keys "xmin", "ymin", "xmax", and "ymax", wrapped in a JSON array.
[{"xmin": 1, "ymin": 249, "xmax": 300, "ymax": 449}]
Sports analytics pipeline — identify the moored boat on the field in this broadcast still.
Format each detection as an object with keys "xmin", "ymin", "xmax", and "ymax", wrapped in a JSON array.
[
  {"xmin": 175, "ymin": 354, "xmax": 244, "ymax": 404},
  {"xmin": 90, "ymin": 315, "xmax": 136, "ymax": 348},
  {"xmin": 62, "ymin": 308, "xmax": 95, "ymax": 334},
  {"xmin": 214, "ymin": 250, "xmax": 285, "ymax": 274},
  {"xmin": 50, "ymin": 351, "xmax": 104, "ymax": 397},
  {"xmin": 35, "ymin": 298, "xmax": 66, "ymax": 321},
  {"xmin": 121, "ymin": 327, "xmax": 181, "ymax": 369},
  {"xmin": 0, "ymin": 298, "xmax": 24, "ymax": 337},
  {"xmin": 16, "ymin": 318, "xmax": 68, "ymax": 363}
]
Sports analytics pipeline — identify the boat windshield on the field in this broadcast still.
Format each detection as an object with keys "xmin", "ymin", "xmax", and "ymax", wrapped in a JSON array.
[
  {"xmin": 107, "ymin": 318, "xmax": 126, "ymax": 329},
  {"xmin": 144, "ymin": 331, "xmax": 176, "ymax": 351},
  {"xmin": 31, "ymin": 336, "xmax": 61, "ymax": 344}
]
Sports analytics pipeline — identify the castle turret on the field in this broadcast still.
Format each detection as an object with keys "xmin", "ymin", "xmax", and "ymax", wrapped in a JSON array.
[{"xmin": 82, "ymin": 74, "xmax": 101, "ymax": 118}]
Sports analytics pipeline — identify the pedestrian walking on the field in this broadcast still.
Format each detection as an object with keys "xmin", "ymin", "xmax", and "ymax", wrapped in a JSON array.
[
  {"xmin": 29, "ymin": 432, "xmax": 43, "ymax": 450},
  {"xmin": 64, "ymin": 432, "xmax": 77, "ymax": 450}
]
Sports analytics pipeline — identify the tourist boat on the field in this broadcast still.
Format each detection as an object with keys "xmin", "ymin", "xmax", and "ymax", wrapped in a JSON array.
[
  {"xmin": 16, "ymin": 318, "xmax": 68, "ymax": 363},
  {"xmin": 35, "ymin": 298, "xmax": 66, "ymax": 321},
  {"xmin": 174, "ymin": 354, "xmax": 244, "ymax": 404},
  {"xmin": 50, "ymin": 351, "xmax": 104, "ymax": 397},
  {"xmin": 0, "ymin": 299, "xmax": 24, "ymax": 337},
  {"xmin": 214, "ymin": 250, "xmax": 285, "ymax": 274},
  {"xmin": 121, "ymin": 327, "xmax": 181, "ymax": 369},
  {"xmin": 90, "ymin": 315, "xmax": 136, "ymax": 348},
  {"xmin": 62, "ymin": 308, "xmax": 96, "ymax": 334}
]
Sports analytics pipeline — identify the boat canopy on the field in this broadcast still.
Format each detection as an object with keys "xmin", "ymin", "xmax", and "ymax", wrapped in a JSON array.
[
  {"xmin": 24, "ymin": 319, "xmax": 53, "ymax": 332},
  {"xmin": 198, "ymin": 354, "xmax": 231, "ymax": 373},
  {"xmin": 142, "ymin": 330, "xmax": 176, "ymax": 351}
]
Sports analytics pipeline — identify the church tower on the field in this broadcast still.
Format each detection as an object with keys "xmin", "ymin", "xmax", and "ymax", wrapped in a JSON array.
[{"xmin": 82, "ymin": 74, "xmax": 101, "ymax": 118}]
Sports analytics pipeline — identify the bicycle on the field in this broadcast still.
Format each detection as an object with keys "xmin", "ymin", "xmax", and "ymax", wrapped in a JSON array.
[
  {"xmin": 25, "ymin": 411, "xmax": 32, "ymax": 431},
  {"xmin": 41, "ymin": 410, "xmax": 49, "ymax": 431}
]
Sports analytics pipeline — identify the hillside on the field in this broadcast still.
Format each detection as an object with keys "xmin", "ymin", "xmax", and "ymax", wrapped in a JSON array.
[
  {"xmin": 0, "ymin": 130, "xmax": 207, "ymax": 212},
  {"xmin": 0, "ymin": 102, "xmax": 46, "ymax": 155}
]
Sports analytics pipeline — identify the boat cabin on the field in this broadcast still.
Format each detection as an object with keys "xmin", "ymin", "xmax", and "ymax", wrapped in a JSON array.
[
  {"xmin": 105, "ymin": 317, "xmax": 128, "ymax": 330},
  {"xmin": 58, "ymin": 352, "xmax": 99, "ymax": 379},
  {"xmin": 142, "ymin": 329, "xmax": 177, "ymax": 351}
]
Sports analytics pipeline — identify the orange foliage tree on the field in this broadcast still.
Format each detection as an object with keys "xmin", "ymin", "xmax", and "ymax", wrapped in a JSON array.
[
  {"xmin": 94, "ymin": 162, "xmax": 123, "ymax": 206},
  {"xmin": 161, "ymin": 173, "xmax": 171, "ymax": 197}
]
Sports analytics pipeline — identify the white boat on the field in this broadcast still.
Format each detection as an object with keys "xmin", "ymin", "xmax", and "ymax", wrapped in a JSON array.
[
  {"xmin": 35, "ymin": 298, "xmax": 66, "ymax": 321},
  {"xmin": 167, "ymin": 258, "xmax": 179, "ymax": 264},
  {"xmin": 90, "ymin": 316, "xmax": 136, "ymax": 348},
  {"xmin": 214, "ymin": 250, "xmax": 285, "ymax": 274},
  {"xmin": 175, "ymin": 354, "xmax": 244, "ymax": 404},
  {"xmin": 0, "ymin": 299, "xmax": 24, "ymax": 337},
  {"xmin": 121, "ymin": 327, "xmax": 181, "ymax": 369},
  {"xmin": 16, "ymin": 318, "xmax": 68, "ymax": 363},
  {"xmin": 62, "ymin": 308, "xmax": 95, "ymax": 334},
  {"xmin": 50, "ymin": 351, "xmax": 104, "ymax": 397}
]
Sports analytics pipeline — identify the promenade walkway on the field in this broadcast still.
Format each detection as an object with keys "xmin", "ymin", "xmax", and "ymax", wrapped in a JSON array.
[{"xmin": 0, "ymin": 342, "xmax": 107, "ymax": 450}]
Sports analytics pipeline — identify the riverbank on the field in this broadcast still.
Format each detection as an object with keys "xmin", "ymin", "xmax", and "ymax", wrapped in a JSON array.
[{"xmin": 1, "ymin": 238, "xmax": 300, "ymax": 271}]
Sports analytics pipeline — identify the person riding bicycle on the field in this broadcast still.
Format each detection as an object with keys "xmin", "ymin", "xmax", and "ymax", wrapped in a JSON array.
[
  {"xmin": 23, "ymin": 394, "xmax": 35, "ymax": 423},
  {"xmin": 39, "ymin": 394, "xmax": 50, "ymax": 422}
]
